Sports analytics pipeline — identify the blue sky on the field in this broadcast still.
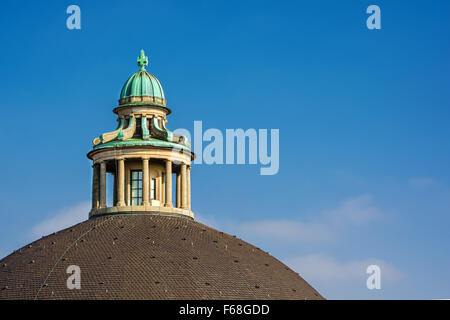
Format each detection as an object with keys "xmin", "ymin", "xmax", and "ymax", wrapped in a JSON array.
[{"xmin": 1, "ymin": 0, "xmax": 449, "ymax": 299}]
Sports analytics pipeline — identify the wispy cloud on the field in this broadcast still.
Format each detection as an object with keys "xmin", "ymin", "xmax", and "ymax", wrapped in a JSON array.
[
  {"xmin": 408, "ymin": 177, "xmax": 438, "ymax": 189},
  {"xmin": 287, "ymin": 254, "xmax": 404, "ymax": 282},
  {"xmin": 326, "ymin": 194, "xmax": 382, "ymax": 225},
  {"xmin": 30, "ymin": 201, "xmax": 90, "ymax": 239},
  {"xmin": 238, "ymin": 219, "xmax": 332, "ymax": 243},
  {"xmin": 285, "ymin": 253, "xmax": 405, "ymax": 299},
  {"xmin": 227, "ymin": 194, "xmax": 382, "ymax": 244}
]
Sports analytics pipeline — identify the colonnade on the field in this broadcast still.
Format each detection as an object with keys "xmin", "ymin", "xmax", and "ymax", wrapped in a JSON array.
[{"xmin": 91, "ymin": 158, "xmax": 191, "ymax": 211}]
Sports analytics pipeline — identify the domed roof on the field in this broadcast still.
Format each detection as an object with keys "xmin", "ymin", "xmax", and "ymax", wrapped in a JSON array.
[
  {"xmin": 119, "ymin": 50, "xmax": 166, "ymax": 106},
  {"xmin": 0, "ymin": 214, "xmax": 323, "ymax": 300},
  {"xmin": 120, "ymin": 70, "xmax": 165, "ymax": 100}
]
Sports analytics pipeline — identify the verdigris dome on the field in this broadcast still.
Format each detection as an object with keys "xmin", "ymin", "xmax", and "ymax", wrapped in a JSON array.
[
  {"xmin": 120, "ymin": 70, "xmax": 165, "ymax": 100},
  {"xmin": 119, "ymin": 50, "xmax": 166, "ymax": 107}
]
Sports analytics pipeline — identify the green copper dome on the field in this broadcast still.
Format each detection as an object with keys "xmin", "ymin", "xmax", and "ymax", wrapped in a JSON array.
[{"xmin": 119, "ymin": 50, "xmax": 166, "ymax": 105}]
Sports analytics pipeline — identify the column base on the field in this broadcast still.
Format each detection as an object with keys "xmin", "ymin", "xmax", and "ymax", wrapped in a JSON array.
[{"xmin": 89, "ymin": 205, "xmax": 194, "ymax": 220}]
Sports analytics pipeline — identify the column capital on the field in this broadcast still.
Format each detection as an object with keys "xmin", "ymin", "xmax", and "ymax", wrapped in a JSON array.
[{"xmin": 94, "ymin": 160, "xmax": 106, "ymax": 166}]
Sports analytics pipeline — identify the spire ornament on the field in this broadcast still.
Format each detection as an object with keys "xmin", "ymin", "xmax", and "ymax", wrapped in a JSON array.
[{"xmin": 137, "ymin": 49, "xmax": 148, "ymax": 70}]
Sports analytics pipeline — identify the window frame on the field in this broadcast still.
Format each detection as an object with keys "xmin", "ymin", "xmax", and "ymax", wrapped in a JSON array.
[
  {"xmin": 130, "ymin": 170, "xmax": 143, "ymax": 205},
  {"xmin": 151, "ymin": 178, "xmax": 156, "ymax": 200}
]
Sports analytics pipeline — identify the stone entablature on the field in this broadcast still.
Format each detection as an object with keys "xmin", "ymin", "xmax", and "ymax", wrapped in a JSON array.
[
  {"xmin": 88, "ymin": 147, "xmax": 192, "ymax": 165},
  {"xmin": 113, "ymin": 105, "xmax": 171, "ymax": 119}
]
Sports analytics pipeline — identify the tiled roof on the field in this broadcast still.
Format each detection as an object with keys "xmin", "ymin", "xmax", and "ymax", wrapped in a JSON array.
[{"xmin": 0, "ymin": 214, "xmax": 323, "ymax": 300}]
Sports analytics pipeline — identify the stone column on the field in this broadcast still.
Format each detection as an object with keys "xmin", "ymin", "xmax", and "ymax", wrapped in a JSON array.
[
  {"xmin": 92, "ymin": 164, "xmax": 99, "ymax": 209},
  {"xmin": 99, "ymin": 161, "xmax": 106, "ymax": 208},
  {"xmin": 181, "ymin": 163, "xmax": 188, "ymax": 209},
  {"xmin": 187, "ymin": 165, "xmax": 191, "ymax": 210},
  {"xmin": 142, "ymin": 157, "xmax": 150, "ymax": 206},
  {"xmin": 176, "ymin": 172, "xmax": 181, "ymax": 208},
  {"xmin": 164, "ymin": 160, "xmax": 173, "ymax": 207},
  {"xmin": 117, "ymin": 158, "xmax": 125, "ymax": 206}
]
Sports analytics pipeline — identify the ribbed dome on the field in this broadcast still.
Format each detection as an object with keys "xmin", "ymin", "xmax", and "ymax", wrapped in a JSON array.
[
  {"xmin": 120, "ymin": 70, "xmax": 165, "ymax": 100},
  {"xmin": 0, "ymin": 214, "xmax": 324, "ymax": 300},
  {"xmin": 118, "ymin": 50, "xmax": 166, "ymax": 107}
]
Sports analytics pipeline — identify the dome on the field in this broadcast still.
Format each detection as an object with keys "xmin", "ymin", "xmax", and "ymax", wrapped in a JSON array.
[
  {"xmin": 120, "ymin": 70, "xmax": 165, "ymax": 100},
  {"xmin": 119, "ymin": 50, "xmax": 166, "ymax": 107},
  {"xmin": 0, "ymin": 214, "xmax": 323, "ymax": 300}
]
